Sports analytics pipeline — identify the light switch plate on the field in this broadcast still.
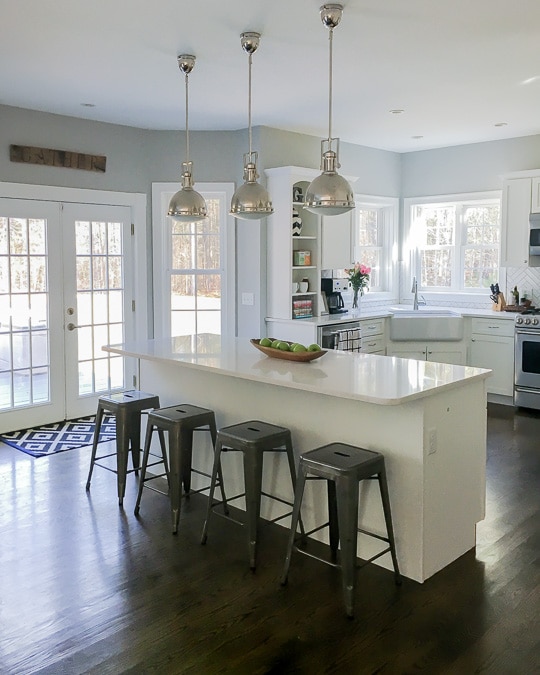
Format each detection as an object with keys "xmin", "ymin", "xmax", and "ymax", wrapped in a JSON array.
[{"xmin": 242, "ymin": 292, "xmax": 254, "ymax": 306}]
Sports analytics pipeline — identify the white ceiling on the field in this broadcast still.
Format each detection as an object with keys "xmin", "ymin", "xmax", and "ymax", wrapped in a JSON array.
[{"xmin": 2, "ymin": 0, "xmax": 540, "ymax": 153}]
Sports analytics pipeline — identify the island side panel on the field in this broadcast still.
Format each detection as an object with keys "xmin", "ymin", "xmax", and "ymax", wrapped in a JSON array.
[
  {"xmin": 422, "ymin": 379, "xmax": 487, "ymax": 579},
  {"xmin": 139, "ymin": 357, "xmax": 430, "ymax": 582}
]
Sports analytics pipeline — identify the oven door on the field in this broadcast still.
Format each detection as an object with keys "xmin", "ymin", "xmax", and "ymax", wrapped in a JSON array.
[{"xmin": 514, "ymin": 329, "xmax": 540, "ymax": 388}]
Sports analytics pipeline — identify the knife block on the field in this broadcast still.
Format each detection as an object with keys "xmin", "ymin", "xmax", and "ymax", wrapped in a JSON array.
[{"xmin": 492, "ymin": 293, "xmax": 506, "ymax": 311}]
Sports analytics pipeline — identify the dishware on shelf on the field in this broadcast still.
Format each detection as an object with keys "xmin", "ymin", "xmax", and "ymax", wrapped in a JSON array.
[
  {"xmin": 299, "ymin": 281, "xmax": 309, "ymax": 293},
  {"xmin": 250, "ymin": 339, "xmax": 327, "ymax": 362},
  {"xmin": 292, "ymin": 282, "xmax": 299, "ymax": 293}
]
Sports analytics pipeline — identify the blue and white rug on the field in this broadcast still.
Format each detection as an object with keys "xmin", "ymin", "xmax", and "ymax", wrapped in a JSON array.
[{"xmin": 0, "ymin": 415, "xmax": 116, "ymax": 458}]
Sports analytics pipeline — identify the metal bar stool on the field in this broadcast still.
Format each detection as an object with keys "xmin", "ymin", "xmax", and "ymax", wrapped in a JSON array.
[
  {"xmin": 281, "ymin": 442, "xmax": 401, "ymax": 618},
  {"xmin": 86, "ymin": 390, "xmax": 161, "ymax": 506},
  {"xmin": 201, "ymin": 420, "xmax": 304, "ymax": 570},
  {"xmin": 134, "ymin": 404, "xmax": 228, "ymax": 534}
]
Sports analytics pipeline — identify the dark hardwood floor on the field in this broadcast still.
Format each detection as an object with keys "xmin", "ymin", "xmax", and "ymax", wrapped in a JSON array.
[{"xmin": 0, "ymin": 404, "xmax": 538, "ymax": 674}]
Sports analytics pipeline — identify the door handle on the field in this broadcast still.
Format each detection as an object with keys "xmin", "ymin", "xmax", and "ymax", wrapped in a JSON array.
[{"xmin": 67, "ymin": 323, "xmax": 78, "ymax": 331}]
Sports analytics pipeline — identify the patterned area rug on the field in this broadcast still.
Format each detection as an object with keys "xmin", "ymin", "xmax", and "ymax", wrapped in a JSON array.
[{"xmin": 0, "ymin": 415, "xmax": 116, "ymax": 458}]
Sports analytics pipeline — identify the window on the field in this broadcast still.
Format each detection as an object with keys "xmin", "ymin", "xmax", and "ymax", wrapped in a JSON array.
[
  {"xmin": 152, "ymin": 183, "xmax": 235, "ymax": 339},
  {"xmin": 353, "ymin": 196, "xmax": 398, "ymax": 296},
  {"xmin": 408, "ymin": 194, "xmax": 501, "ymax": 292}
]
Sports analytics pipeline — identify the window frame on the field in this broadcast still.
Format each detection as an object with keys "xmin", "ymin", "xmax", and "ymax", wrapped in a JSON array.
[
  {"xmin": 353, "ymin": 194, "xmax": 399, "ymax": 301},
  {"xmin": 403, "ymin": 191, "xmax": 503, "ymax": 302},
  {"xmin": 151, "ymin": 182, "xmax": 235, "ymax": 340}
]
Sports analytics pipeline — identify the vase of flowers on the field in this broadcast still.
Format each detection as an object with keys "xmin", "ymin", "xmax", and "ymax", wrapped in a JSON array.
[{"xmin": 345, "ymin": 263, "xmax": 371, "ymax": 309}]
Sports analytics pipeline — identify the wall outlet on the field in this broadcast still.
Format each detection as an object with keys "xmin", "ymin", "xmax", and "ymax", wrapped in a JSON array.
[
  {"xmin": 428, "ymin": 428, "xmax": 437, "ymax": 455},
  {"xmin": 241, "ymin": 292, "xmax": 254, "ymax": 306}
]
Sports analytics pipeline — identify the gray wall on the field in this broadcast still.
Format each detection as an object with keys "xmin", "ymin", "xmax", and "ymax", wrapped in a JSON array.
[{"xmin": 401, "ymin": 134, "xmax": 540, "ymax": 197}]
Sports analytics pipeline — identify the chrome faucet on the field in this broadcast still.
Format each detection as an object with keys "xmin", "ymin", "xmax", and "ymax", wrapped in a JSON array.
[{"xmin": 411, "ymin": 276, "xmax": 426, "ymax": 310}]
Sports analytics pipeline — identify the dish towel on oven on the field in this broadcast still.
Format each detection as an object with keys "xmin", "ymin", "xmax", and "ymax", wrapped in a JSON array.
[{"xmin": 335, "ymin": 328, "xmax": 362, "ymax": 352}]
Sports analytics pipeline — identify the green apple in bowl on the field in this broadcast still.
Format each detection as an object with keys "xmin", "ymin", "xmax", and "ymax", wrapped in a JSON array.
[
  {"xmin": 278, "ymin": 341, "xmax": 291, "ymax": 351},
  {"xmin": 259, "ymin": 337, "xmax": 273, "ymax": 348},
  {"xmin": 292, "ymin": 343, "xmax": 307, "ymax": 352},
  {"xmin": 307, "ymin": 343, "xmax": 322, "ymax": 352}
]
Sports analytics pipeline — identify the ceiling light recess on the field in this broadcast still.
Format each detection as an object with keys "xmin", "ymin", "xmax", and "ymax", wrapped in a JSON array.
[
  {"xmin": 230, "ymin": 31, "xmax": 273, "ymax": 220},
  {"xmin": 168, "ymin": 54, "xmax": 207, "ymax": 223},
  {"xmin": 304, "ymin": 4, "xmax": 354, "ymax": 217}
]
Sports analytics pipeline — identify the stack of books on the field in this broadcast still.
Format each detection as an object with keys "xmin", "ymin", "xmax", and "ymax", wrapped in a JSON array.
[{"xmin": 292, "ymin": 298, "xmax": 312, "ymax": 319}]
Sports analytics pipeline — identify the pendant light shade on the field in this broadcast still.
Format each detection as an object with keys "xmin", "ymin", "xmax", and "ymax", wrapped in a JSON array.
[
  {"xmin": 304, "ymin": 5, "xmax": 354, "ymax": 216},
  {"xmin": 230, "ymin": 32, "xmax": 273, "ymax": 220},
  {"xmin": 168, "ymin": 54, "xmax": 207, "ymax": 223}
]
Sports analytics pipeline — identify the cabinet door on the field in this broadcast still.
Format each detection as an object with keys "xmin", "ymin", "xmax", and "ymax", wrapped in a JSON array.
[
  {"xmin": 532, "ymin": 177, "xmax": 540, "ymax": 213},
  {"xmin": 470, "ymin": 335, "xmax": 514, "ymax": 396},
  {"xmin": 387, "ymin": 346, "xmax": 426, "ymax": 360},
  {"xmin": 427, "ymin": 347, "xmax": 466, "ymax": 366},
  {"xmin": 321, "ymin": 211, "xmax": 352, "ymax": 270},
  {"xmin": 501, "ymin": 178, "xmax": 531, "ymax": 267}
]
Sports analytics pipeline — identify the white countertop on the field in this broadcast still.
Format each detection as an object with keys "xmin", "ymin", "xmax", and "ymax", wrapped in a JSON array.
[
  {"xmin": 268, "ymin": 305, "xmax": 517, "ymax": 327},
  {"xmin": 105, "ymin": 334, "xmax": 491, "ymax": 406}
]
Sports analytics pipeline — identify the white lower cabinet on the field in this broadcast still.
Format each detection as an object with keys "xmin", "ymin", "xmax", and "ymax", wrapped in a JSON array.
[
  {"xmin": 468, "ymin": 318, "xmax": 514, "ymax": 396},
  {"xmin": 387, "ymin": 341, "xmax": 466, "ymax": 365},
  {"xmin": 358, "ymin": 318, "xmax": 386, "ymax": 354}
]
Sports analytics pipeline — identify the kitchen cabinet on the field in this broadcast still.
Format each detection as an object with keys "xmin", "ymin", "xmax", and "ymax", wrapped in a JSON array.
[
  {"xmin": 359, "ymin": 317, "xmax": 386, "ymax": 354},
  {"xmin": 532, "ymin": 177, "xmax": 540, "ymax": 213},
  {"xmin": 387, "ymin": 341, "xmax": 466, "ymax": 365},
  {"xmin": 321, "ymin": 211, "xmax": 353, "ymax": 270},
  {"xmin": 468, "ymin": 317, "xmax": 514, "ymax": 396},
  {"xmin": 265, "ymin": 166, "xmax": 322, "ymax": 321},
  {"xmin": 501, "ymin": 177, "xmax": 532, "ymax": 267}
]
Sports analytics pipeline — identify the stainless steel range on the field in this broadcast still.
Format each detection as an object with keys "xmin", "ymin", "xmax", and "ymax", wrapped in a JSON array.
[{"xmin": 514, "ymin": 309, "xmax": 540, "ymax": 409}]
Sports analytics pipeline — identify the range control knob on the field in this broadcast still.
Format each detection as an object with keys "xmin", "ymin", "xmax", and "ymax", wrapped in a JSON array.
[
  {"xmin": 524, "ymin": 318, "xmax": 532, "ymax": 325},
  {"xmin": 516, "ymin": 317, "xmax": 523, "ymax": 324},
  {"xmin": 533, "ymin": 318, "xmax": 539, "ymax": 326}
]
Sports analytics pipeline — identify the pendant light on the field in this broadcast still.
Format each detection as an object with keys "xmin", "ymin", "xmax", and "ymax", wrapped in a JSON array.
[
  {"xmin": 230, "ymin": 32, "xmax": 274, "ymax": 220},
  {"xmin": 304, "ymin": 4, "xmax": 355, "ymax": 216},
  {"xmin": 168, "ymin": 54, "xmax": 207, "ymax": 222}
]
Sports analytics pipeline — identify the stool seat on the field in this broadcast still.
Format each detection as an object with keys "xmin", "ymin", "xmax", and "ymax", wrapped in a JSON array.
[
  {"xmin": 134, "ymin": 404, "xmax": 227, "ymax": 534},
  {"xmin": 201, "ymin": 420, "xmax": 303, "ymax": 570},
  {"xmin": 86, "ymin": 390, "xmax": 161, "ymax": 506},
  {"xmin": 281, "ymin": 442, "xmax": 401, "ymax": 618}
]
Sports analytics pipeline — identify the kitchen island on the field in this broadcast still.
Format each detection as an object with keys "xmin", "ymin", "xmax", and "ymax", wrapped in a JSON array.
[{"xmin": 105, "ymin": 334, "xmax": 491, "ymax": 583}]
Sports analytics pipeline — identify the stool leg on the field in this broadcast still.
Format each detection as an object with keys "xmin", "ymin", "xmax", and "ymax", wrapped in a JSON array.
[
  {"xmin": 243, "ymin": 449, "xmax": 264, "ymax": 570},
  {"xmin": 280, "ymin": 466, "xmax": 307, "ymax": 585},
  {"xmin": 180, "ymin": 428, "xmax": 194, "ymax": 496},
  {"xmin": 335, "ymin": 475, "xmax": 360, "ymax": 618},
  {"xmin": 115, "ymin": 408, "xmax": 131, "ymax": 507},
  {"xmin": 284, "ymin": 437, "xmax": 305, "ymax": 537},
  {"xmin": 168, "ymin": 426, "xmax": 183, "ymax": 534},
  {"xmin": 208, "ymin": 418, "xmax": 228, "ymax": 514},
  {"xmin": 127, "ymin": 411, "xmax": 141, "ymax": 476},
  {"xmin": 200, "ymin": 440, "xmax": 223, "ymax": 544},
  {"xmin": 86, "ymin": 405, "xmax": 104, "ymax": 490},
  {"xmin": 327, "ymin": 480, "xmax": 340, "ymax": 562},
  {"xmin": 377, "ymin": 467, "xmax": 402, "ymax": 585},
  {"xmin": 134, "ymin": 422, "xmax": 154, "ymax": 515},
  {"xmin": 157, "ymin": 429, "xmax": 170, "ymax": 488}
]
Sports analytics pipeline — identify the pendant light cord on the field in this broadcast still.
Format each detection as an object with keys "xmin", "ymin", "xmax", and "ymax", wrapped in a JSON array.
[
  {"xmin": 248, "ymin": 52, "xmax": 253, "ymax": 156},
  {"xmin": 328, "ymin": 26, "xmax": 334, "ymax": 144},
  {"xmin": 185, "ymin": 72, "xmax": 190, "ymax": 162}
]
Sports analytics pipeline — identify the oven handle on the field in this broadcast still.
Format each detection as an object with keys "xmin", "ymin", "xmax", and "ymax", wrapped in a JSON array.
[{"xmin": 515, "ymin": 328, "xmax": 540, "ymax": 337}]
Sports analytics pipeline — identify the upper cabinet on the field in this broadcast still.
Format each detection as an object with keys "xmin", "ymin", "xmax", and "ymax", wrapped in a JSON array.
[
  {"xmin": 321, "ymin": 211, "xmax": 354, "ymax": 270},
  {"xmin": 501, "ymin": 170, "xmax": 540, "ymax": 267}
]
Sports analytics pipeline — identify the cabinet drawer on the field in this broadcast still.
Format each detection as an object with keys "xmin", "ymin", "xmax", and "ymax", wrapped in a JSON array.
[
  {"xmin": 471, "ymin": 317, "xmax": 515, "ymax": 338},
  {"xmin": 359, "ymin": 318, "xmax": 385, "ymax": 338},
  {"xmin": 361, "ymin": 336, "xmax": 385, "ymax": 354}
]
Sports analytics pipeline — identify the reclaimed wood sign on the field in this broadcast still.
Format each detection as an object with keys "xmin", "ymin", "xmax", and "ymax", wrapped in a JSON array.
[{"xmin": 9, "ymin": 144, "xmax": 106, "ymax": 173}]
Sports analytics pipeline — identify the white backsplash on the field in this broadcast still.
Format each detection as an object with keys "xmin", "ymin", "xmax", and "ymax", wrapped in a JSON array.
[{"xmin": 506, "ymin": 267, "xmax": 540, "ymax": 305}]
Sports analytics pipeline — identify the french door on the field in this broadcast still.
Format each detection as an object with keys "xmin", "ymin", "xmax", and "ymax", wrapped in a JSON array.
[{"xmin": 0, "ymin": 198, "xmax": 135, "ymax": 433}]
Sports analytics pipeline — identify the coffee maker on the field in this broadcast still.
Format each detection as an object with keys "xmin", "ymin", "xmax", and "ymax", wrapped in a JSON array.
[{"xmin": 321, "ymin": 278, "xmax": 348, "ymax": 314}]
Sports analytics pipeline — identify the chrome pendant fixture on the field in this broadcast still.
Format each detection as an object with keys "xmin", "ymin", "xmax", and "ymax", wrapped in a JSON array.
[
  {"xmin": 168, "ymin": 54, "xmax": 207, "ymax": 222},
  {"xmin": 230, "ymin": 31, "xmax": 273, "ymax": 220},
  {"xmin": 304, "ymin": 4, "xmax": 355, "ymax": 216}
]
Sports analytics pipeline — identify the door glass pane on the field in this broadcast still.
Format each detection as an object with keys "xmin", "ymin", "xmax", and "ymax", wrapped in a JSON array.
[
  {"xmin": 74, "ymin": 219, "xmax": 125, "ymax": 396},
  {"xmin": 0, "ymin": 215, "xmax": 52, "ymax": 410}
]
